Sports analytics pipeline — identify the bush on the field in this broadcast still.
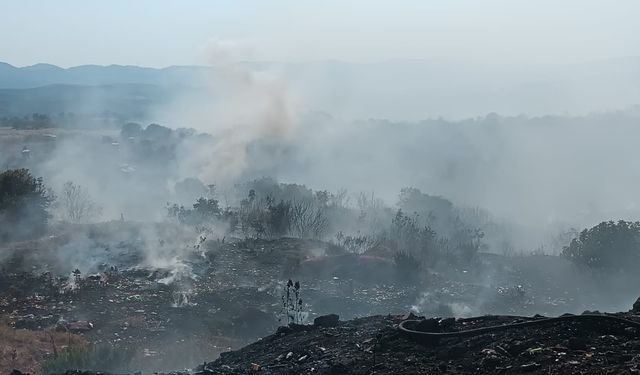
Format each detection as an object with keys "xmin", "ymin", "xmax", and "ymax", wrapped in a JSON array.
[
  {"xmin": 389, "ymin": 209, "xmax": 437, "ymax": 259},
  {"xmin": 562, "ymin": 220, "xmax": 640, "ymax": 270},
  {"xmin": 167, "ymin": 197, "xmax": 221, "ymax": 226},
  {"xmin": 41, "ymin": 344, "xmax": 136, "ymax": 374},
  {"xmin": 267, "ymin": 199, "xmax": 292, "ymax": 238},
  {"xmin": 393, "ymin": 251, "xmax": 422, "ymax": 284},
  {"xmin": 334, "ymin": 231, "xmax": 376, "ymax": 254},
  {"xmin": 238, "ymin": 191, "xmax": 270, "ymax": 238},
  {"xmin": 0, "ymin": 169, "xmax": 53, "ymax": 241}
]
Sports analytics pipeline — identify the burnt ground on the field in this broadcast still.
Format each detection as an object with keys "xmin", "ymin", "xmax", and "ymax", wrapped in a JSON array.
[
  {"xmin": 50, "ymin": 308, "xmax": 640, "ymax": 375},
  {"xmin": 192, "ymin": 310, "xmax": 640, "ymax": 375},
  {"xmin": 1, "ymin": 229, "xmax": 423, "ymax": 372},
  {"xmin": 2, "ymin": 223, "xmax": 640, "ymax": 373}
]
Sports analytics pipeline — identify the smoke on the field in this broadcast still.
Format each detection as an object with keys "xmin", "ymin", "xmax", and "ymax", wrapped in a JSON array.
[
  {"xmin": 164, "ymin": 38, "xmax": 298, "ymax": 184},
  {"xmin": 4, "ymin": 40, "xmax": 640, "ymax": 255},
  {"xmin": 201, "ymin": 66, "xmax": 295, "ymax": 182}
]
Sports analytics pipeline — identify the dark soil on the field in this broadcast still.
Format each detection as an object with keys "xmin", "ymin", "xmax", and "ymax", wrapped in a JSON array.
[
  {"xmin": 44, "ymin": 308, "xmax": 640, "ymax": 375},
  {"xmin": 195, "ymin": 310, "xmax": 640, "ymax": 375},
  {"xmin": 4, "ymin": 231, "xmax": 640, "ymax": 374}
]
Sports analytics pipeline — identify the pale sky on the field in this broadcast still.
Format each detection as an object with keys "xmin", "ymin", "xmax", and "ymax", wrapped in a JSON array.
[{"xmin": 1, "ymin": 0, "xmax": 639, "ymax": 68}]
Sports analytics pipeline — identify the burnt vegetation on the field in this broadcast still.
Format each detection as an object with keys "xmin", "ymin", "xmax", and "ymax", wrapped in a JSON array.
[{"xmin": 3, "ymin": 117, "xmax": 640, "ymax": 374}]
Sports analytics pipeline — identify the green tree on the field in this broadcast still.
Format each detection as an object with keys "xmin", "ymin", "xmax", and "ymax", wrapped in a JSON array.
[
  {"xmin": 0, "ymin": 169, "xmax": 53, "ymax": 241},
  {"xmin": 562, "ymin": 220, "xmax": 640, "ymax": 270},
  {"xmin": 120, "ymin": 122, "xmax": 142, "ymax": 139}
]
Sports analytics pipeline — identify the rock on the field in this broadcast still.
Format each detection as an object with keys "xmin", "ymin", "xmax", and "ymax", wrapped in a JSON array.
[
  {"xmin": 314, "ymin": 314, "xmax": 340, "ymax": 327},
  {"xmin": 633, "ymin": 297, "xmax": 640, "ymax": 313}
]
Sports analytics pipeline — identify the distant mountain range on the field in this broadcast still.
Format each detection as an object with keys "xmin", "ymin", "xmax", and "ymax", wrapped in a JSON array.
[
  {"xmin": 0, "ymin": 62, "xmax": 209, "ymax": 89},
  {"xmin": 1, "ymin": 58, "xmax": 639, "ymax": 120}
]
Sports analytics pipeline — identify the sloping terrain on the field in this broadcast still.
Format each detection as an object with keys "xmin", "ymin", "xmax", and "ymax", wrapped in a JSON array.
[
  {"xmin": 3, "ymin": 227, "xmax": 640, "ymax": 374},
  {"xmin": 194, "ymin": 308, "xmax": 640, "ymax": 375},
  {"xmin": 33, "ymin": 305, "xmax": 640, "ymax": 375}
]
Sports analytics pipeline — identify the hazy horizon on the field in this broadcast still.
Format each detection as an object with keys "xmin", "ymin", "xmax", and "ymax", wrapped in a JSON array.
[
  {"xmin": 4, "ymin": 54, "xmax": 640, "ymax": 70},
  {"xmin": 2, "ymin": 1, "xmax": 640, "ymax": 68}
]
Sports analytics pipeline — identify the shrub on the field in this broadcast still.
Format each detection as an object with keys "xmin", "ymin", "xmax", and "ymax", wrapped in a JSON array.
[
  {"xmin": 41, "ymin": 344, "xmax": 135, "ymax": 374},
  {"xmin": 562, "ymin": 220, "xmax": 640, "ymax": 270},
  {"xmin": 167, "ymin": 197, "xmax": 221, "ymax": 226},
  {"xmin": 393, "ymin": 251, "xmax": 422, "ymax": 284},
  {"xmin": 334, "ymin": 231, "xmax": 376, "ymax": 254},
  {"xmin": 0, "ymin": 169, "xmax": 53, "ymax": 241},
  {"xmin": 389, "ymin": 209, "xmax": 437, "ymax": 259},
  {"xmin": 267, "ymin": 199, "xmax": 292, "ymax": 238}
]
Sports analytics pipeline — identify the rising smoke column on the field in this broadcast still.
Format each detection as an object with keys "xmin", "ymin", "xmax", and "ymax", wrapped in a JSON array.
[{"xmin": 171, "ymin": 38, "xmax": 298, "ymax": 185}]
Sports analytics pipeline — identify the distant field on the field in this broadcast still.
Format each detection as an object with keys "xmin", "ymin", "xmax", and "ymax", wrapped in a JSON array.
[{"xmin": 0, "ymin": 127, "xmax": 118, "ymax": 171}]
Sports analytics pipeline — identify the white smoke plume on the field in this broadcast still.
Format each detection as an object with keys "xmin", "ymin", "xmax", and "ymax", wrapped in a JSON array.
[{"xmin": 166, "ymin": 38, "xmax": 297, "ymax": 184}]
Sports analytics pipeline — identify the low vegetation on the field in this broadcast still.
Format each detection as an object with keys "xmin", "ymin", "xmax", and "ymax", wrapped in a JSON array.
[
  {"xmin": 41, "ymin": 344, "xmax": 136, "ymax": 375},
  {"xmin": 0, "ymin": 323, "xmax": 87, "ymax": 375}
]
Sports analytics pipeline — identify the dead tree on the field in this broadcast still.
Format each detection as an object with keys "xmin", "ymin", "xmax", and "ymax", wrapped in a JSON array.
[
  {"xmin": 59, "ymin": 181, "xmax": 102, "ymax": 223},
  {"xmin": 290, "ymin": 199, "xmax": 328, "ymax": 239}
]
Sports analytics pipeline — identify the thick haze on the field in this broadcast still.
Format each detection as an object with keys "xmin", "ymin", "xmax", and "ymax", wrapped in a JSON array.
[
  {"xmin": 2, "ymin": 1, "xmax": 640, "ymax": 334},
  {"xmin": 2, "ymin": 0, "xmax": 640, "ymax": 251},
  {"xmin": 1, "ymin": 1, "xmax": 639, "ymax": 67}
]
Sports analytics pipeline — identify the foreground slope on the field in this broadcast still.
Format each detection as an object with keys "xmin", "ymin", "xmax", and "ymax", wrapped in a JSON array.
[{"xmin": 198, "ymin": 308, "xmax": 640, "ymax": 375}]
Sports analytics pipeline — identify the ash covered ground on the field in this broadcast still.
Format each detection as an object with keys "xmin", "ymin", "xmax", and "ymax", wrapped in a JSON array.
[
  {"xmin": 3, "ymin": 218, "xmax": 640, "ymax": 374},
  {"xmin": 3, "ymin": 65, "xmax": 640, "ymax": 375}
]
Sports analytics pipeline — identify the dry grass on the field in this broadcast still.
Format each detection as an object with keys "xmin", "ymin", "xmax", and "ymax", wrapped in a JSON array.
[{"xmin": 0, "ymin": 321, "xmax": 88, "ymax": 375}]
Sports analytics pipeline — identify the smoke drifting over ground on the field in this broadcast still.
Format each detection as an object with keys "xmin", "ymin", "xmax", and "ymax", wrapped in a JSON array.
[
  {"xmin": 4, "ymin": 53, "xmax": 639, "ymax": 252},
  {"xmin": 3, "ymin": 3, "xmax": 640, "ymax": 373}
]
